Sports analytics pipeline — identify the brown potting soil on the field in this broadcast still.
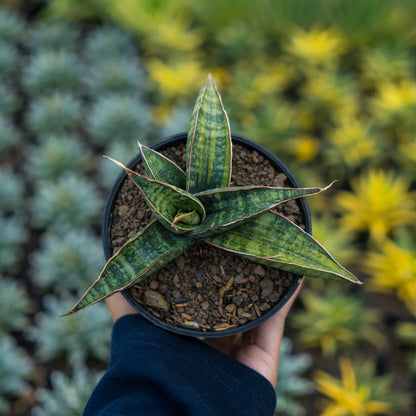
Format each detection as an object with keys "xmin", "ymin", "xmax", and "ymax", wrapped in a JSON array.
[{"xmin": 108, "ymin": 141, "xmax": 305, "ymax": 333}]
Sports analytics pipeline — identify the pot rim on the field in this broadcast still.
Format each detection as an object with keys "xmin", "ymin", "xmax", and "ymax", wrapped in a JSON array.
[{"xmin": 102, "ymin": 132, "xmax": 311, "ymax": 338}]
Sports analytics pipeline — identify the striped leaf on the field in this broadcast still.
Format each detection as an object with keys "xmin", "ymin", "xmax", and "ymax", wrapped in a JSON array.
[
  {"xmin": 105, "ymin": 156, "xmax": 205, "ymax": 233},
  {"xmin": 186, "ymin": 75, "xmax": 232, "ymax": 193},
  {"xmin": 204, "ymin": 210, "xmax": 361, "ymax": 284},
  {"xmin": 138, "ymin": 141, "xmax": 186, "ymax": 188},
  {"xmin": 187, "ymin": 185, "xmax": 327, "ymax": 238},
  {"xmin": 65, "ymin": 220, "xmax": 194, "ymax": 314}
]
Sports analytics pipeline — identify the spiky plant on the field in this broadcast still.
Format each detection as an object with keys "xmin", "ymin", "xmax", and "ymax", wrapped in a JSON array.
[
  {"xmin": 84, "ymin": 57, "xmax": 144, "ymax": 95},
  {"xmin": 0, "ymin": 83, "xmax": 20, "ymax": 115},
  {"xmin": 27, "ymin": 294, "xmax": 111, "ymax": 365},
  {"xmin": 0, "ymin": 8, "xmax": 25, "ymax": 43},
  {"xmin": 0, "ymin": 276, "xmax": 32, "ymax": 336},
  {"xmin": 27, "ymin": 93, "xmax": 82, "ymax": 136},
  {"xmin": 0, "ymin": 113, "xmax": 21, "ymax": 154},
  {"xmin": 68, "ymin": 76, "xmax": 360, "ymax": 315},
  {"xmin": 31, "ymin": 229, "xmax": 103, "ymax": 292},
  {"xmin": 0, "ymin": 336, "xmax": 33, "ymax": 413},
  {"xmin": 0, "ymin": 166, "xmax": 24, "ymax": 213},
  {"xmin": 31, "ymin": 174, "xmax": 102, "ymax": 230},
  {"xmin": 314, "ymin": 357, "xmax": 409, "ymax": 415},
  {"xmin": 32, "ymin": 363, "xmax": 104, "ymax": 416},
  {"xmin": 87, "ymin": 93, "xmax": 150, "ymax": 146},
  {"xmin": 23, "ymin": 50, "xmax": 82, "ymax": 96},
  {"xmin": 275, "ymin": 337, "xmax": 314, "ymax": 416},
  {"xmin": 0, "ymin": 40, "xmax": 19, "ymax": 79},
  {"xmin": 26, "ymin": 134, "xmax": 91, "ymax": 181},
  {"xmin": 26, "ymin": 20, "xmax": 79, "ymax": 52},
  {"xmin": 291, "ymin": 285, "xmax": 383, "ymax": 356},
  {"xmin": 0, "ymin": 216, "xmax": 28, "ymax": 272},
  {"xmin": 83, "ymin": 26, "xmax": 137, "ymax": 61},
  {"xmin": 396, "ymin": 318, "xmax": 416, "ymax": 374}
]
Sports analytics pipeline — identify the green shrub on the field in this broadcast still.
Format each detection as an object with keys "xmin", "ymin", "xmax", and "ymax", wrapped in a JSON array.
[
  {"xmin": 26, "ymin": 293, "xmax": 111, "ymax": 364},
  {"xmin": 87, "ymin": 93, "xmax": 150, "ymax": 146},
  {"xmin": 0, "ymin": 276, "xmax": 32, "ymax": 336},
  {"xmin": 0, "ymin": 215, "xmax": 28, "ymax": 272},
  {"xmin": 26, "ymin": 134, "xmax": 92, "ymax": 181},
  {"xmin": 31, "ymin": 229, "xmax": 103, "ymax": 292},
  {"xmin": 23, "ymin": 50, "xmax": 83, "ymax": 96},
  {"xmin": 27, "ymin": 93, "xmax": 82, "ymax": 136},
  {"xmin": 0, "ymin": 166, "xmax": 24, "ymax": 213},
  {"xmin": 0, "ymin": 336, "xmax": 33, "ymax": 413},
  {"xmin": 32, "ymin": 363, "xmax": 104, "ymax": 416},
  {"xmin": 275, "ymin": 337, "xmax": 314, "ymax": 416},
  {"xmin": 31, "ymin": 174, "xmax": 102, "ymax": 230}
]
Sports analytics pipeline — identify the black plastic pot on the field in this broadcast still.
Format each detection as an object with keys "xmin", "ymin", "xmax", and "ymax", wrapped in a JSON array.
[{"xmin": 102, "ymin": 132, "xmax": 312, "ymax": 337}]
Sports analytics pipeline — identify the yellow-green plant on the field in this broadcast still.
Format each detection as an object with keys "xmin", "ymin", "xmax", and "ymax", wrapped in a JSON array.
[
  {"xmin": 67, "ymin": 76, "xmax": 360, "ymax": 315},
  {"xmin": 335, "ymin": 169, "xmax": 416, "ymax": 244},
  {"xmin": 396, "ymin": 318, "xmax": 416, "ymax": 374},
  {"xmin": 364, "ymin": 238, "xmax": 416, "ymax": 314},
  {"xmin": 291, "ymin": 285, "xmax": 382, "ymax": 356},
  {"xmin": 315, "ymin": 357, "xmax": 409, "ymax": 415}
]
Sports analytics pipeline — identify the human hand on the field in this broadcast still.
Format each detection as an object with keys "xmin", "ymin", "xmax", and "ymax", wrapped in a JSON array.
[
  {"xmin": 105, "ymin": 282, "xmax": 302, "ymax": 388},
  {"xmin": 204, "ymin": 282, "xmax": 302, "ymax": 388},
  {"xmin": 105, "ymin": 292, "xmax": 138, "ymax": 322}
]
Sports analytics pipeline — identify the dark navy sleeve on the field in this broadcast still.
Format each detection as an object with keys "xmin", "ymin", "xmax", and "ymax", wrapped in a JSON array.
[{"xmin": 83, "ymin": 314, "xmax": 276, "ymax": 416}]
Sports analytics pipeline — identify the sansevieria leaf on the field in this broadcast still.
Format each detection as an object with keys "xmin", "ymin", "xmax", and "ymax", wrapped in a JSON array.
[
  {"xmin": 187, "ymin": 185, "xmax": 328, "ymax": 237},
  {"xmin": 186, "ymin": 74, "xmax": 232, "ymax": 193},
  {"xmin": 204, "ymin": 211, "xmax": 361, "ymax": 283},
  {"xmin": 105, "ymin": 156, "xmax": 206, "ymax": 233},
  {"xmin": 138, "ymin": 141, "xmax": 186, "ymax": 189},
  {"xmin": 66, "ymin": 220, "xmax": 194, "ymax": 314}
]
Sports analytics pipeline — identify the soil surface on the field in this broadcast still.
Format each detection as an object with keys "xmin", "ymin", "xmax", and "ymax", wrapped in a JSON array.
[{"xmin": 108, "ymin": 140, "xmax": 305, "ymax": 333}]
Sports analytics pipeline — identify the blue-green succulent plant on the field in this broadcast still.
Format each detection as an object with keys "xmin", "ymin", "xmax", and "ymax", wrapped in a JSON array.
[
  {"xmin": 0, "ymin": 336, "xmax": 33, "ymax": 413},
  {"xmin": 31, "ymin": 229, "xmax": 103, "ymax": 292},
  {"xmin": 0, "ymin": 276, "xmax": 32, "ymax": 336},
  {"xmin": 27, "ymin": 93, "xmax": 83, "ymax": 136},
  {"xmin": 27, "ymin": 293, "xmax": 111, "ymax": 365},
  {"xmin": 26, "ymin": 134, "xmax": 92, "ymax": 181},
  {"xmin": 32, "ymin": 363, "xmax": 104, "ymax": 416},
  {"xmin": 31, "ymin": 174, "xmax": 102, "ymax": 230}
]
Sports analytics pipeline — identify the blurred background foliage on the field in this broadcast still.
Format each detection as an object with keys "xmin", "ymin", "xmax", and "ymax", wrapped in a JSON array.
[{"xmin": 0, "ymin": 0, "xmax": 415, "ymax": 414}]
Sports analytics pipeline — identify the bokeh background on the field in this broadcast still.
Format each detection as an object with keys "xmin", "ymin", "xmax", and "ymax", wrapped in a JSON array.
[{"xmin": 0, "ymin": 0, "xmax": 415, "ymax": 414}]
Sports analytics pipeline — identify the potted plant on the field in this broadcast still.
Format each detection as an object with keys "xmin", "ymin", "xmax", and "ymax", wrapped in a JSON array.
[{"xmin": 66, "ymin": 75, "xmax": 360, "ymax": 337}]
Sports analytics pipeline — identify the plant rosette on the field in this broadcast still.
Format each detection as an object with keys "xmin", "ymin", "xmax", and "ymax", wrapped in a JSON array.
[{"xmin": 66, "ymin": 76, "xmax": 361, "ymax": 337}]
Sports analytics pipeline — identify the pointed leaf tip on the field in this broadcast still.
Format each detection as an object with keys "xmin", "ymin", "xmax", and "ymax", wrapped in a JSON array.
[{"xmin": 186, "ymin": 77, "xmax": 232, "ymax": 193}]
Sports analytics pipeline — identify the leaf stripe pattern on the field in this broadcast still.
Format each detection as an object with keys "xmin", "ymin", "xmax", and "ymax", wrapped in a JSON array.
[
  {"xmin": 66, "ymin": 220, "xmax": 194, "ymax": 314},
  {"xmin": 204, "ymin": 211, "xmax": 361, "ymax": 283},
  {"xmin": 186, "ymin": 75, "xmax": 232, "ymax": 194}
]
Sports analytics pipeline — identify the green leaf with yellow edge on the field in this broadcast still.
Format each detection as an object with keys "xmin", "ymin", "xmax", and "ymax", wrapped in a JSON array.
[
  {"xmin": 105, "ymin": 156, "xmax": 206, "ymax": 233},
  {"xmin": 186, "ymin": 75, "xmax": 232, "ymax": 193},
  {"xmin": 138, "ymin": 141, "xmax": 186, "ymax": 188},
  {"xmin": 187, "ymin": 185, "xmax": 327, "ymax": 238},
  {"xmin": 65, "ymin": 220, "xmax": 194, "ymax": 314},
  {"xmin": 204, "ymin": 210, "xmax": 361, "ymax": 283}
]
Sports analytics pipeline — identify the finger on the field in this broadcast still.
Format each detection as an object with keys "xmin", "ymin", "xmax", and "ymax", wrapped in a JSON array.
[
  {"xmin": 253, "ymin": 280, "xmax": 303, "ymax": 354},
  {"xmin": 105, "ymin": 292, "xmax": 138, "ymax": 322}
]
